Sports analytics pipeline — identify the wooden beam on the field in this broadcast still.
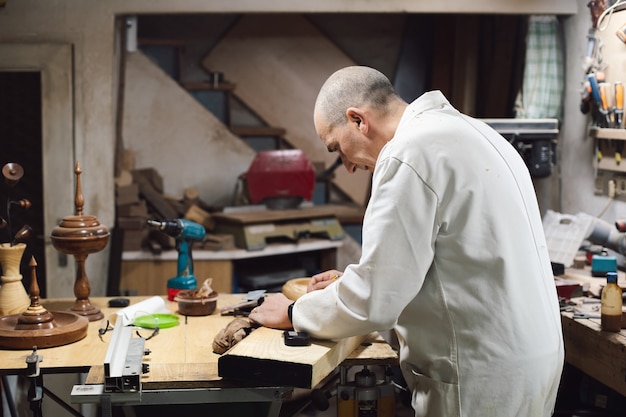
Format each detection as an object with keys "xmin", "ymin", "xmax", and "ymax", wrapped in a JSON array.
[
  {"xmin": 112, "ymin": 1, "xmax": 578, "ymax": 16},
  {"xmin": 218, "ymin": 327, "xmax": 367, "ymax": 388}
]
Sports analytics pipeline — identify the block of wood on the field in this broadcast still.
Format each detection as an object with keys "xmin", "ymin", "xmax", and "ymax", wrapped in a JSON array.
[
  {"xmin": 115, "ymin": 183, "xmax": 140, "ymax": 206},
  {"xmin": 218, "ymin": 327, "xmax": 366, "ymax": 388},
  {"xmin": 132, "ymin": 167, "xmax": 164, "ymax": 193},
  {"xmin": 117, "ymin": 200, "xmax": 148, "ymax": 217},
  {"xmin": 117, "ymin": 216, "xmax": 146, "ymax": 230},
  {"xmin": 202, "ymin": 233, "xmax": 236, "ymax": 251}
]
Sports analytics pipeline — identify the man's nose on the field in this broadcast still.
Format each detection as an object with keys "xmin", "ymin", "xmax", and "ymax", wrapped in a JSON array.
[{"xmin": 341, "ymin": 157, "xmax": 357, "ymax": 173}]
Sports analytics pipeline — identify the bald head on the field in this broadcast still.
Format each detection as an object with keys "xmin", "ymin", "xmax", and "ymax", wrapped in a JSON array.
[{"xmin": 314, "ymin": 66, "xmax": 402, "ymax": 131}]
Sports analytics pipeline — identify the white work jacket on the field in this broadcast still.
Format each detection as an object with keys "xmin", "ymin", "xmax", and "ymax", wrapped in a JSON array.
[{"xmin": 293, "ymin": 91, "xmax": 564, "ymax": 417}]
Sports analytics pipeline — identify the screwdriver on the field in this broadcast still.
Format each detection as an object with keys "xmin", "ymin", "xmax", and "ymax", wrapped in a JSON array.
[
  {"xmin": 599, "ymin": 82, "xmax": 612, "ymax": 128},
  {"xmin": 615, "ymin": 82, "xmax": 624, "ymax": 164},
  {"xmin": 588, "ymin": 73, "xmax": 605, "ymax": 127},
  {"xmin": 614, "ymin": 81, "xmax": 624, "ymax": 128}
]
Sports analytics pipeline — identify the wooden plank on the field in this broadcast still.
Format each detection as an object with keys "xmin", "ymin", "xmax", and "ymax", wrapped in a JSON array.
[
  {"xmin": 212, "ymin": 204, "xmax": 362, "ymax": 225},
  {"xmin": 0, "ymin": 295, "xmax": 394, "ymax": 394},
  {"xmin": 115, "ymin": 183, "xmax": 140, "ymax": 206},
  {"xmin": 117, "ymin": 200, "xmax": 148, "ymax": 217},
  {"xmin": 184, "ymin": 203, "xmax": 214, "ymax": 230},
  {"xmin": 132, "ymin": 168, "xmax": 164, "ymax": 194},
  {"xmin": 202, "ymin": 233, "xmax": 236, "ymax": 251},
  {"xmin": 112, "ymin": 1, "xmax": 578, "ymax": 16},
  {"xmin": 138, "ymin": 180, "xmax": 179, "ymax": 220},
  {"xmin": 202, "ymin": 14, "xmax": 372, "ymax": 206},
  {"xmin": 218, "ymin": 327, "xmax": 366, "ymax": 389},
  {"xmin": 343, "ymin": 332, "xmax": 398, "ymax": 367}
]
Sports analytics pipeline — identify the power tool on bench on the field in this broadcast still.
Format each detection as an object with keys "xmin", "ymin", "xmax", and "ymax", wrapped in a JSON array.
[
  {"xmin": 146, "ymin": 219, "xmax": 206, "ymax": 301},
  {"xmin": 336, "ymin": 366, "xmax": 396, "ymax": 417}
]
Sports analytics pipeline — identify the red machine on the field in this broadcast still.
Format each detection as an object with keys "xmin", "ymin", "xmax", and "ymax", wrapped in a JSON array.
[{"xmin": 245, "ymin": 150, "xmax": 315, "ymax": 209}]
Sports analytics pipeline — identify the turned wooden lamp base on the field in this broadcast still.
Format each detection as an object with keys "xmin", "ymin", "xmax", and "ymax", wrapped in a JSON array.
[
  {"xmin": 0, "ymin": 311, "xmax": 89, "ymax": 349},
  {"xmin": 50, "ymin": 162, "xmax": 110, "ymax": 323},
  {"xmin": 70, "ymin": 298, "xmax": 104, "ymax": 322},
  {"xmin": 0, "ymin": 257, "xmax": 88, "ymax": 350}
]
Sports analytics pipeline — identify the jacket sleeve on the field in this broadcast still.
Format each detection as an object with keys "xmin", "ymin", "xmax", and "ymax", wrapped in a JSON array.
[{"xmin": 292, "ymin": 155, "xmax": 439, "ymax": 339}]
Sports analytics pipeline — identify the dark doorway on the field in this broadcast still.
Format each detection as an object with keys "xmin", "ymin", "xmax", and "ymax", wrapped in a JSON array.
[{"xmin": 0, "ymin": 71, "xmax": 47, "ymax": 297}]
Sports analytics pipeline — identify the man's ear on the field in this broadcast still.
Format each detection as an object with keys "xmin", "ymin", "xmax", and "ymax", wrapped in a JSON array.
[{"xmin": 346, "ymin": 107, "xmax": 368, "ymax": 134}]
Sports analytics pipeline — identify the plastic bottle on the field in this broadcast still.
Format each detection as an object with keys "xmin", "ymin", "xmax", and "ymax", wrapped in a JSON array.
[{"xmin": 601, "ymin": 272, "xmax": 623, "ymax": 332}]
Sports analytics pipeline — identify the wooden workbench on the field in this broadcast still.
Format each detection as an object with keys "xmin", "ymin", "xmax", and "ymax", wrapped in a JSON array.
[
  {"xmin": 0, "ymin": 295, "xmax": 397, "ymax": 391},
  {"xmin": 559, "ymin": 268, "xmax": 626, "ymax": 397},
  {"xmin": 561, "ymin": 306, "xmax": 626, "ymax": 398}
]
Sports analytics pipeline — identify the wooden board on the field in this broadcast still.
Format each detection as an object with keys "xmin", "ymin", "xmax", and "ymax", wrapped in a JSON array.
[
  {"xmin": 202, "ymin": 14, "xmax": 372, "ymax": 206},
  {"xmin": 343, "ymin": 332, "xmax": 398, "ymax": 366},
  {"xmin": 212, "ymin": 204, "xmax": 363, "ymax": 225},
  {"xmin": 0, "ymin": 294, "xmax": 393, "ymax": 395},
  {"xmin": 218, "ymin": 327, "xmax": 366, "ymax": 389},
  {"xmin": 0, "ymin": 295, "xmax": 392, "ymax": 393},
  {"xmin": 0, "ymin": 296, "xmax": 239, "ymax": 377}
]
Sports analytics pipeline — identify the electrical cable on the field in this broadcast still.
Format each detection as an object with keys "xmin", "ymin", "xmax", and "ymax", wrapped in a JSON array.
[
  {"xmin": 597, "ymin": 0, "xmax": 626, "ymax": 32},
  {"xmin": 596, "ymin": 179, "xmax": 615, "ymax": 218}
]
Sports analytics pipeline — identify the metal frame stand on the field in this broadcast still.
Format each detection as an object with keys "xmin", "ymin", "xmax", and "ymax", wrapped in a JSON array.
[
  {"xmin": 1, "ymin": 348, "xmax": 88, "ymax": 417},
  {"xmin": 71, "ymin": 384, "xmax": 293, "ymax": 417},
  {"xmin": 25, "ymin": 348, "xmax": 43, "ymax": 417}
]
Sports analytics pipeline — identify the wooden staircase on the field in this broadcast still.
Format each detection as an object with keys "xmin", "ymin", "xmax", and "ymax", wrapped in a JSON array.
[{"xmin": 139, "ymin": 38, "xmax": 293, "ymax": 154}]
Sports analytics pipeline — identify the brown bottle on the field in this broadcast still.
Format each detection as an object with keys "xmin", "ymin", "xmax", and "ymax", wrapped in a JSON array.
[{"xmin": 601, "ymin": 272, "xmax": 623, "ymax": 332}]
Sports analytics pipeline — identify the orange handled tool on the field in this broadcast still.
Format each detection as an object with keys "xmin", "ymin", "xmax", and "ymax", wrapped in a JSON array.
[
  {"xmin": 615, "ymin": 82, "xmax": 624, "ymax": 164},
  {"xmin": 599, "ymin": 82, "xmax": 612, "ymax": 128},
  {"xmin": 615, "ymin": 81, "xmax": 624, "ymax": 128}
]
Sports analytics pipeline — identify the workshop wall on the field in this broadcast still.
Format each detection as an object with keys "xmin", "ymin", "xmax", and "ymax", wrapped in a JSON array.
[
  {"xmin": 123, "ymin": 51, "xmax": 256, "ymax": 207},
  {"xmin": 0, "ymin": 2, "xmax": 584, "ymax": 417},
  {"xmin": 0, "ymin": 1, "xmax": 581, "ymax": 299},
  {"xmin": 541, "ymin": 1, "xmax": 626, "ymax": 224}
]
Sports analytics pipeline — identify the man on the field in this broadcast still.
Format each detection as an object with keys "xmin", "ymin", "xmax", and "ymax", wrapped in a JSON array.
[{"xmin": 249, "ymin": 66, "xmax": 564, "ymax": 417}]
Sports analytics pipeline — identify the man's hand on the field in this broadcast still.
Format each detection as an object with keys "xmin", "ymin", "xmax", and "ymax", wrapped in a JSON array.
[
  {"xmin": 307, "ymin": 269, "xmax": 343, "ymax": 292},
  {"xmin": 248, "ymin": 293, "xmax": 294, "ymax": 330}
]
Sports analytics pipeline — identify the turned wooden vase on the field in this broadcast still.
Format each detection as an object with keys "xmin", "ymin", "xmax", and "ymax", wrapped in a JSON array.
[{"xmin": 0, "ymin": 243, "xmax": 30, "ymax": 316}]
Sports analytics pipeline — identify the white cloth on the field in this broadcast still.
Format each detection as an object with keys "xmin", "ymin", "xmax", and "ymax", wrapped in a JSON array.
[{"xmin": 293, "ymin": 91, "xmax": 564, "ymax": 417}]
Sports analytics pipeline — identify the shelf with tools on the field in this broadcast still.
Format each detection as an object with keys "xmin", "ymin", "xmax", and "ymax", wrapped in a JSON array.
[
  {"xmin": 590, "ymin": 127, "xmax": 626, "ymax": 197},
  {"xmin": 591, "ymin": 127, "xmax": 626, "ymax": 172}
]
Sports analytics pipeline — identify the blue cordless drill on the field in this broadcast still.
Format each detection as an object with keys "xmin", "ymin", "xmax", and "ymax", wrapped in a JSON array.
[{"xmin": 147, "ymin": 219, "xmax": 206, "ymax": 300}]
